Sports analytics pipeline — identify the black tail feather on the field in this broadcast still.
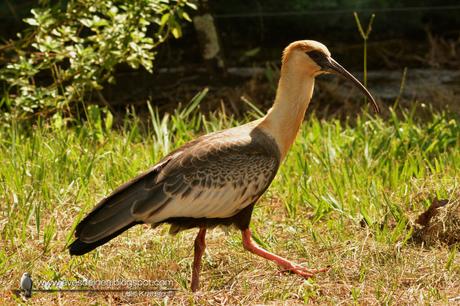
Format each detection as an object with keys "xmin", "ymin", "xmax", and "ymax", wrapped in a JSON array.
[{"xmin": 69, "ymin": 221, "xmax": 141, "ymax": 256}]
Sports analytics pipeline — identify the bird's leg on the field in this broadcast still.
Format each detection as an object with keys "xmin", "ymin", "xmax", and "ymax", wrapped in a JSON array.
[
  {"xmin": 191, "ymin": 227, "xmax": 206, "ymax": 292},
  {"xmin": 241, "ymin": 228, "xmax": 329, "ymax": 278}
]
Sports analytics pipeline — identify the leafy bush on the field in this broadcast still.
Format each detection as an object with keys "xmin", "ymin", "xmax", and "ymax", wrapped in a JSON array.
[{"xmin": 0, "ymin": 0, "xmax": 195, "ymax": 119}]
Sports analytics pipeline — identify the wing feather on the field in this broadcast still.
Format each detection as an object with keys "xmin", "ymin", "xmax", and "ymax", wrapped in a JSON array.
[
  {"xmin": 132, "ymin": 127, "xmax": 280, "ymax": 223},
  {"xmin": 73, "ymin": 126, "xmax": 280, "ymax": 247}
]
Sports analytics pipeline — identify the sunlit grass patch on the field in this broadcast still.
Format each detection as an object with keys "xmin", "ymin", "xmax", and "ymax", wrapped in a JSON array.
[{"xmin": 1, "ymin": 101, "xmax": 459, "ymax": 304}]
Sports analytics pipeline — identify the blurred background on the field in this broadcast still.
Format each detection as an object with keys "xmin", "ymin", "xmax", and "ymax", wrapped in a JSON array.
[{"xmin": 1, "ymin": 0, "xmax": 459, "ymax": 118}]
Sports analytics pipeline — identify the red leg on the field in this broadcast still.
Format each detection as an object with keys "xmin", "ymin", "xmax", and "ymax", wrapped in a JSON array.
[
  {"xmin": 191, "ymin": 227, "xmax": 206, "ymax": 292},
  {"xmin": 241, "ymin": 228, "xmax": 329, "ymax": 278}
]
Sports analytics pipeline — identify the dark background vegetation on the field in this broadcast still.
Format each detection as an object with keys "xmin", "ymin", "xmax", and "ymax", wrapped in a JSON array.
[{"xmin": 1, "ymin": 0, "xmax": 459, "ymax": 116}]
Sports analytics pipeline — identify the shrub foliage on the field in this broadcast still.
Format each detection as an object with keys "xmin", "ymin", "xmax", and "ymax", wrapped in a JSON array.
[{"xmin": 0, "ymin": 0, "xmax": 195, "ymax": 118}]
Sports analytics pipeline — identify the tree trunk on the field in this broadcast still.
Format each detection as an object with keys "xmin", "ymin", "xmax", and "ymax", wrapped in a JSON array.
[{"xmin": 193, "ymin": 0, "xmax": 225, "ymax": 75}]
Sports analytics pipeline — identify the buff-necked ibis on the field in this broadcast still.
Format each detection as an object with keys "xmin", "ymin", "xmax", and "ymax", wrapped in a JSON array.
[{"xmin": 69, "ymin": 40, "xmax": 380, "ymax": 292}]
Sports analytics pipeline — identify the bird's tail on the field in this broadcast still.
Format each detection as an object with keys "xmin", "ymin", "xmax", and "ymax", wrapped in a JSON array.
[
  {"xmin": 68, "ymin": 166, "xmax": 165, "ymax": 256},
  {"xmin": 69, "ymin": 221, "xmax": 140, "ymax": 255}
]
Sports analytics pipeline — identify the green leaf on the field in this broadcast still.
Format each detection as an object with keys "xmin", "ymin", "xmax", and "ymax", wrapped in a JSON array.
[
  {"xmin": 181, "ymin": 11, "xmax": 191, "ymax": 22},
  {"xmin": 104, "ymin": 109, "xmax": 113, "ymax": 131},
  {"xmin": 160, "ymin": 13, "xmax": 170, "ymax": 26},
  {"xmin": 171, "ymin": 26, "xmax": 182, "ymax": 39},
  {"xmin": 23, "ymin": 18, "xmax": 39, "ymax": 26},
  {"xmin": 186, "ymin": 2, "xmax": 198, "ymax": 10}
]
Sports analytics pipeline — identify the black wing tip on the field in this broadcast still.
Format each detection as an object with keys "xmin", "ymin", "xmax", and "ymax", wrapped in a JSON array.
[
  {"xmin": 68, "ymin": 221, "xmax": 142, "ymax": 256},
  {"xmin": 68, "ymin": 239, "xmax": 97, "ymax": 256}
]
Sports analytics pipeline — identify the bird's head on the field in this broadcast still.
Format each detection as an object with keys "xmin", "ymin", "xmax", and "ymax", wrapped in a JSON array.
[{"xmin": 282, "ymin": 40, "xmax": 380, "ymax": 113}]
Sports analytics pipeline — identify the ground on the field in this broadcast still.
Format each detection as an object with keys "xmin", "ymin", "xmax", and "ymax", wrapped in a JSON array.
[{"xmin": 1, "ymin": 103, "xmax": 459, "ymax": 304}]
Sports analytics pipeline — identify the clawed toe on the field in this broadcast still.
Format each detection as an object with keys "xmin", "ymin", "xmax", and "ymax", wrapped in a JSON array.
[
  {"xmin": 279, "ymin": 263, "xmax": 330, "ymax": 279},
  {"xmin": 242, "ymin": 229, "xmax": 330, "ymax": 282}
]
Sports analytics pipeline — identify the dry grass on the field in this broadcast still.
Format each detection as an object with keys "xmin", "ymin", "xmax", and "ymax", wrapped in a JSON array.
[{"xmin": 2, "ymin": 213, "xmax": 459, "ymax": 305}]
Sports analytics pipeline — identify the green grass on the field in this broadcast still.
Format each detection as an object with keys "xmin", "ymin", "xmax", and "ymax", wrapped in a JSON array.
[{"xmin": 1, "ymin": 100, "xmax": 460, "ymax": 304}]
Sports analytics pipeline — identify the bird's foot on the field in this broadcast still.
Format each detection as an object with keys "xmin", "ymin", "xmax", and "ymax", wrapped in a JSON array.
[
  {"xmin": 278, "ymin": 262, "xmax": 330, "ymax": 279},
  {"xmin": 191, "ymin": 279, "xmax": 199, "ymax": 292}
]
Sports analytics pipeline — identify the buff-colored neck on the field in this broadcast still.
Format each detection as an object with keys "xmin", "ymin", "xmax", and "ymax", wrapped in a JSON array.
[{"xmin": 258, "ymin": 62, "xmax": 315, "ymax": 160}]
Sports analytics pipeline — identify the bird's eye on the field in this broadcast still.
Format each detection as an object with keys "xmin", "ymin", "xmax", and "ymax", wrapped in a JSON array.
[{"xmin": 306, "ymin": 50, "xmax": 328, "ymax": 68}]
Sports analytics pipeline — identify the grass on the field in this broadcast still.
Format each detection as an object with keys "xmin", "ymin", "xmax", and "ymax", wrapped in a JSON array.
[{"xmin": 1, "ymin": 98, "xmax": 460, "ymax": 304}]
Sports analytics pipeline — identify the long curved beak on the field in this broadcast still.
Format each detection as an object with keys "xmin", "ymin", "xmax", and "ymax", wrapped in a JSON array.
[{"xmin": 325, "ymin": 57, "xmax": 380, "ymax": 113}]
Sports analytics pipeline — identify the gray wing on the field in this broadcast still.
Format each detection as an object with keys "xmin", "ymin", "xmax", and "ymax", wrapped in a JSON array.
[
  {"xmin": 132, "ymin": 128, "xmax": 280, "ymax": 223},
  {"xmin": 75, "ymin": 127, "xmax": 280, "ymax": 244}
]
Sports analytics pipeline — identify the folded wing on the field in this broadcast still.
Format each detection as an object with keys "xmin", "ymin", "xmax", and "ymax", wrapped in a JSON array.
[{"xmin": 70, "ymin": 127, "xmax": 280, "ymax": 254}]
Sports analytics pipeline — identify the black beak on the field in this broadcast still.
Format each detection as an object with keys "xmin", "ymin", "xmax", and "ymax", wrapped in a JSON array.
[
  {"xmin": 326, "ymin": 58, "xmax": 380, "ymax": 113},
  {"xmin": 307, "ymin": 51, "xmax": 380, "ymax": 113}
]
